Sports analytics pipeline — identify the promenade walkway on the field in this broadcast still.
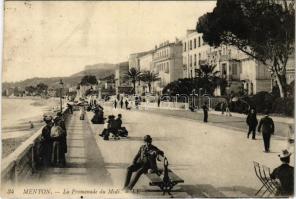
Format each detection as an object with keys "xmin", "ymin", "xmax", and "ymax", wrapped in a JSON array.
[
  {"xmin": 30, "ymin": 106, "xmax": 293, "ymax": 198},
  {"xmin": 39, "ymin": 111, "xmax": 112, "ymax": 186}
]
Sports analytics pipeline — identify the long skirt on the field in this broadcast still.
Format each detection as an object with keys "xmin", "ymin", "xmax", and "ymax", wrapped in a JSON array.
[{"xmin": 52, "ymin": 141, "xmax": 62, "ymax": 165}]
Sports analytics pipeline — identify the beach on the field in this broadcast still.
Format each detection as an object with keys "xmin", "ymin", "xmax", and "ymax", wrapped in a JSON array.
[{"xmin": 2, "ymin": 97, "xmax": 60, "ymax": 158}]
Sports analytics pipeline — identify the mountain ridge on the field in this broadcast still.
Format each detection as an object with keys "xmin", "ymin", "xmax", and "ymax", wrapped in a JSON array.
[{"xmin": 3, "ymin": 63, "xmax": 116, "ymax": 90}]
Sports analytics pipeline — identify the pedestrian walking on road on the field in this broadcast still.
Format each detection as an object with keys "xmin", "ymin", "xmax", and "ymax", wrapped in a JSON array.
[
  {"xmin": 120, "ymin": 99, "xmax": 124, "ymax": 109},
  {"xmin": 270, "ymin": 150, "xmax": 294, "ymax": 196},
  {"xmin": 125, "ymin": 99, "xmax": 129, "ymax": 110},
  {"xmin": 114, "ymin": 99, "xmax": 118, "ymax": 109},
  {"xmin": 225, "ymin": 101, "xmax": 232, "ymax": 116},
  {"xmin": 123, "ymin": 135, "xmax": 164, "ymax": 191},
  {"xmin": 246, "ymin": 108, "xmax": 258, "ymax": 139},
  {"xmin": 221, "ymin": 102, "xmax": 225, "ymax": 115},
  {"xmin": 157, "ymin": 97, "xmax": 161, "ymax": 107},
  {"xmin": 258, "ymin": 110, "xmax": 274, "ymax": 153},
  {"xmin": 202, "ymin": 102, "xmax": 209, "ymax": 123}
]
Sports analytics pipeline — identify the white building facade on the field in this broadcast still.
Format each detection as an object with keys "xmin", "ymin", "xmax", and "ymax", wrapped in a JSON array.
[
  {"xmin": 152, "ymin": 40, "xmax": 183, "ymax": 93},
  {"xmin": 182, "ymin": 30, "xmax": 211, "ymax": 78}
]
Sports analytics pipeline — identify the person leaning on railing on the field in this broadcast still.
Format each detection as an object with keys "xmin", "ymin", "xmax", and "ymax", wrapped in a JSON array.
[
  {"xmin": 50, "ymin": 117, "xmax": 66, "ymax": 167},
  {"xmin": 40, "ymin": 116, "xmax": 53, "ymax": 167}
]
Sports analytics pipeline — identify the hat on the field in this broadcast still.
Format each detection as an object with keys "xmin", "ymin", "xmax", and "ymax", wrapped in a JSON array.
[
  {"xmin": 53, "ymin": 116, "xmax": 60, "ymax": 123},
  {"xmin": 144, "ymin": 135, "xmax": 152, "ymax": 143},
  {"xmin": 43, "ymin": 116, "xmax": 53, "ymax": 122},
  {"xmin": 118, "ymin": 114, "xmax": 122, "ymax": 117},
  {"xmin": 278, "ymin": 150, "xmax": 292, "ymax": 159}
]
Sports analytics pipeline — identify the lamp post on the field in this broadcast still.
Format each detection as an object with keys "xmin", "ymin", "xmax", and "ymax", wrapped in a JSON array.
[{"xmin": 59, "ymin": 79, "xmax": 64, "ymax": 113}]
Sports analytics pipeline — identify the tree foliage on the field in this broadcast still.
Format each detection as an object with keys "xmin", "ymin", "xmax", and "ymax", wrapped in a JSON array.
[
  {"xmin": 197, "ymin": 0, "xmax": 295, "ymax": 98},
  {"xmin": 35, "ymin": 83, "xmax": 48, "ymax": 95},
  {"xmin": 124, "ymin": 67, "xmax": 142, "ymax": 94},
  {"xmin": 80, "ymin": 75, "xmax": 98, "ymax": 85},
  {"xmin": 140, "ymin": 71, "xmax": 160, "ymax": 93}
]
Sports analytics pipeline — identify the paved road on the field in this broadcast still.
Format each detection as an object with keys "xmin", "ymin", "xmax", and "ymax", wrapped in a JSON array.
[
  {"xmin": 133, "ymin": 106, "xmax": 292, "ymax": 138},
  {"xmin": 30, "ymin": 107, "xmax": 293, "ymax": 198},
  {"xmin": 86, "ymin": 106, "xmax": 294, "ymax": 197}
]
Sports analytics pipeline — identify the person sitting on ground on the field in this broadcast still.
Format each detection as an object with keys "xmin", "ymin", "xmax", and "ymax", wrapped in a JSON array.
[
  {"xmin": 108, "ymin": 115, "xmax": 120, "ymax": 139},
  {"xmin": 91, "ymin": 106, "xmax": 104, "ymax": 124},
  {"xmin": 100, "ymin": 115, "xmax": 118, "ymax": 140},
  {"xmin": 270, "ymin": 150, "xmax": 294, "ymax": 196},
  {"xmin": 123, "ymin": 135, "xmax": 164, "ymax": 191},
  {"xmin": 99, "ymin": 118, "xmax": 109, "ymax": 139},
  {"xmin": 115, "ymin": 114, "xmax": 128, "ymax": 137}
]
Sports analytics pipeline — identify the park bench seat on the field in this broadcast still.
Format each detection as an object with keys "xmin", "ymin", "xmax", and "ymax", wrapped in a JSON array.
[{"xmin": 145, "ymin": 169, "xmax": 184, "ymax": 187}]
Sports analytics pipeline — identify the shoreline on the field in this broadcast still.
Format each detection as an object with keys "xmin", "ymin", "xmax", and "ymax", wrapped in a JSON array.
[{"xmin": 2, "ymin": 97, "xmax": 60, "ymax": 158}]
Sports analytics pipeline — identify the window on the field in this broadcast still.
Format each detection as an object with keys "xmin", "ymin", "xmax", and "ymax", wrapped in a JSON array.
[
  {"xmin": 232, "ymin": 63, "xmax": 237, "ymax": 75},
  {"xmin": 198, "ymin": 37, "xmax": 201, "ymax": 47},
  {"xmin": 194, "ymin": 54, "xmax": 197, "ymax": 66},
  {"xmin": 189, "ymin": 40, "xmax": 192, "ymax": 50},
  {"xmin": 184, "ymin": 42, "xmax": 187, "ymax": 52},
  {"xmin": 198, "ymin": 53, "xmax": 201, "ymax": 60},
  {"xmin": 194, "ymin": 39, "xmax": 196, "ymax": 49},
  {"xmin": 165, "ymin": 62, "xmax": 169, "ymax": 73}
]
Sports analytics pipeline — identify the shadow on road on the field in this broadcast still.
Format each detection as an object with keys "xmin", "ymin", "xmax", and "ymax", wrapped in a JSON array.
[
  {"xmin": 218, "ymin": 185, "xmax": 257, "ymax": 197},
  {"xmin": 180, "ymin": 184, "xmax": 225, "ymax": 197}
]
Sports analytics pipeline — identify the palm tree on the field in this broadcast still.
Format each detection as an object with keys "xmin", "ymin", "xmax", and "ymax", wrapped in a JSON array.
[
  {"xmin": 196, "ymin": 64, "xmax": 220, "ymax": 79},
  {"xmin": 124, "ymin": 67, "xmax": 142, "ymax": 94},
  {"xmin": 196, "ymin": 64, "xmax": 224, "ymax": 95},
  {"xmin": 140, "ymin": 71, "xmax": 161, "ymax": 93}
]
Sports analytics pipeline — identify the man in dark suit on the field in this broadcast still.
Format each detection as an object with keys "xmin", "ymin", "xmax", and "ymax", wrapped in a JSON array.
[
  {"xmin": 202, "ymin": 102, "xmax": 209, "ymax": 123},
  {"xmin": 270, "ymin": 150, "xmax": 294, "ymax": 196},
  {"xmin": 258, "ymin": 110, "xmax": 274, "ymax": 152},
  {"xmin": 123, "ymin": 135, "xmax": 164, "ymax": 191}
]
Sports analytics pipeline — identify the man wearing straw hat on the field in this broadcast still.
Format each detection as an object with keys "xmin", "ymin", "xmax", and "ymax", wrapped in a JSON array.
[{"xmin": 270, "ymin": 150, "xmax": 294, "ymax": 196}]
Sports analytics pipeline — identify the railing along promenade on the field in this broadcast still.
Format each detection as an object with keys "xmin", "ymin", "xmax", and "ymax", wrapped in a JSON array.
[{"xmin": 1, "ymin": 107, "xmax": 70, "ymax": 185}]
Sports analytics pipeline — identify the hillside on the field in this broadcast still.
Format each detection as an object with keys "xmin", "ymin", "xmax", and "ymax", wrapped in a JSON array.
[{"xmin": 3, "ymin": 63, "xmax": 116, "ymax": 90}]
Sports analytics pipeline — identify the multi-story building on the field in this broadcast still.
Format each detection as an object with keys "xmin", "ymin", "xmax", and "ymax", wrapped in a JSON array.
[
  {"xmin": 115, "ymin": 61, "xmax": 131, "ymax": 94},
  {"xmin": 207, "ymin": 44, "xmax": 273, "ymax": 95},
  {"xmin": 128, "ymin": 51, "xmax": 150, "ymax": 70},
  {"xmin": 152, "ymin": 39, "xmax": 183, "ymax": 93},
  {"xmin": 182, "ymin": 30, "xmax": 211, "ymax": 78},
  {"xmin": 138, "ymin": 50, "xmax": 154, "ymax": 94}
]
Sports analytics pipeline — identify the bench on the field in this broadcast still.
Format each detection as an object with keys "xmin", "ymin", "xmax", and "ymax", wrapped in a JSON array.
[
  {"xmin": 253, "ymin": 161, "xmax": 280, "ymax": 197},
  {"xmin": 145, "ymin": 157, "xmax": 184, "ymax": 197}
]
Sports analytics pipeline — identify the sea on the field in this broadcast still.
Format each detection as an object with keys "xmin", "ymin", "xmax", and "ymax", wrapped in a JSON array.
[{"xmin": 2, "ymin": 97, "xmax": 59, "ymax": 139}]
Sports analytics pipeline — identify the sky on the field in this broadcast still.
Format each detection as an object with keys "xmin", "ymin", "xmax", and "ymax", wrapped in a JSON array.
[{"xmin": 3, "ymin": 1, "xmax": 216, "ymax": 82}]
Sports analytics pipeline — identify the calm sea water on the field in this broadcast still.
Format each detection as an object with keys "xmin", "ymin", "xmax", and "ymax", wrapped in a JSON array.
[{"xmin": 2, "ymin": 98, "xmax": 45, "ymax": 128}]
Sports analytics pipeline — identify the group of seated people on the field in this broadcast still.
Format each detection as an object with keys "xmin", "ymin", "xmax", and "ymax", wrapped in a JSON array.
[{"xmin": 99, "ymin": 114, "xmax": 128, "ymax": 140}]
